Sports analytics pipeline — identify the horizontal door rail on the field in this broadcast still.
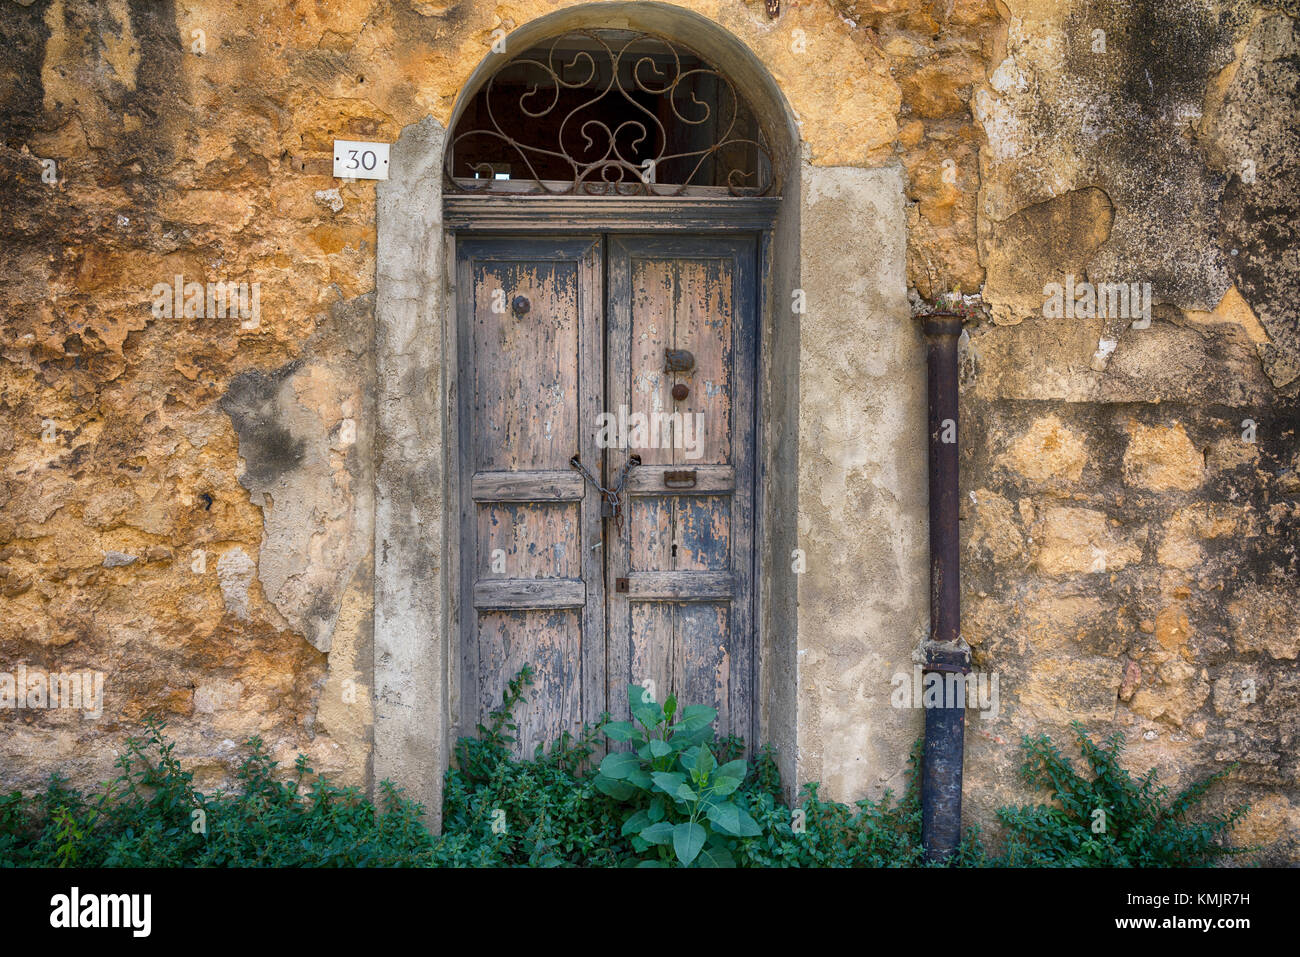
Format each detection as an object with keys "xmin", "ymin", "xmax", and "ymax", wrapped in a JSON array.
[
  {"xmin": 623, "ymin": 571, "xmax": 734, "ymax": 602},
  {"xmin": 624, "ymin": 464, "xmax": 735, "ymax": 495},
  {"xmin": 473, "ymin": 578, "xmax": 586, "ymax": 609},
  {"xmin": 471, "ymin": 470, "xmax": 585, "ymax": 502}
]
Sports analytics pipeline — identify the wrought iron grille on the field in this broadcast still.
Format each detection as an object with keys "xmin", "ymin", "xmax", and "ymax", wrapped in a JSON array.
[{"xmin": 445, "ymin": 30, "xmax": 774, "ymax": 196}]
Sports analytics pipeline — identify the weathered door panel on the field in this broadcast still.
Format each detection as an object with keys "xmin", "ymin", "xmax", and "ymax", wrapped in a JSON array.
[
  {"xmin": 606, "ymin": 235, "xmax": 756, "ymax": 743},
  {"xmin": 457, "ymin": 237, "xmax": 605, "ymax": 756}
]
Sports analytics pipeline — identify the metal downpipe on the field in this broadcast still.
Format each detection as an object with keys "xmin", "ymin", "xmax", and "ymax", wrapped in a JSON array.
[{"xmin": 919, "ymin": 313, "xmax": 971, "ymax": 863}]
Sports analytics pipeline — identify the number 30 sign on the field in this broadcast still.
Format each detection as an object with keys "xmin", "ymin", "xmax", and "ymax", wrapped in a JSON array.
[{"xmin": 333, "ymin": 140, "xmax": 390, "ymax": 180}]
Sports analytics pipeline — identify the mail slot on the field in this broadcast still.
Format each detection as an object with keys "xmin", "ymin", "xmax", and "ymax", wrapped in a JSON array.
[{"xmin": 664, "ymin": 469, "xmax": 697, "ymax": 489}]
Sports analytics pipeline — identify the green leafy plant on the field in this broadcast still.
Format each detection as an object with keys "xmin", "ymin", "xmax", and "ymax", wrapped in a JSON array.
[
  {"xmin": 995, "ymin": 721, "xmax": 1249, "ymax": 867},
  {"xmin": 0, "ymin": 718, "xmax": 441, "ymax": 868},
  {"xmin": 50, "ymin": 805, "xmax": 84, "ymax": 868},
  {"xmin": 441, "ymin": 667, "xmax": 629, "ymax": 867},
  {"xmin": 593, "ymin": 684, "xmax": 760, "ymax": 867},
  {"xmin": 734, "ymin": 740, "xmax": 981, "ymax": 868},
  {"xmin": 0, "ymin": 676, "xmax": 1251, "ymax": 869}
]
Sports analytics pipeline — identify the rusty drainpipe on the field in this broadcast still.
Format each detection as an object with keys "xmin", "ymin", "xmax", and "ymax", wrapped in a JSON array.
[{"xmin": 919, "ymin": 313, "xmax": 971, "ymax": 862}]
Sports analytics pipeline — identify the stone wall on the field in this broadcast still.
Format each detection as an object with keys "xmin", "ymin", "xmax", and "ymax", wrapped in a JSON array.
[
  {"xmin": 961, "ymin": 0, "xmax": 1300, "ymax": 862},
  {"xmin": 0, "ymin": 0, "xmax": 1295, "ymax": 861}
]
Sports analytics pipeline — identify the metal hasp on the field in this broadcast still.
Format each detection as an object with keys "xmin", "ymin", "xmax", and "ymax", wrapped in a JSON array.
[
  {"xmin": 919, "ymin": 313, "xmax": 972, "ymax": 863},
  {"xmin": 569, "ymin": 452, "xmax": 641, "ymax": 531}
]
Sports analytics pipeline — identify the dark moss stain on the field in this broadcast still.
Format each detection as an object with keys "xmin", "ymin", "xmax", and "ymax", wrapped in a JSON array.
[
  {"xmin": 392, "ymin": 0, "xmax": 473, "ymax": 47},
  {"xmin": 1063, "ymin": 0, "xmax": 1240, "ymax": 110},
  {"xmin": 29, "ymin": 0, "xmax": 182, "ymax": 183},
  {"xmin": 117, "ymin": 0, "xmax": 182, "ymax": 206},
  {"xmin": 1, "ymin": 0, "xmax": 191, "ymax": 381},
  {"xmin": 219, "ymin": 362, "xmax": 308, "ymax": 488},
  {"xmin": 0, "ymin": 3, "xmax": 51, "ymax": 241},
  {"xmin": 0, "ymin": 1, "xmax": 50, "ymax": 142},
  {"xmin": 303, "ymin": 589, "xmax": 338, "ymax": 647},
  {"xmin": 1117, "ymin": 13, "xmax": 1198, "ymax": 108},
  {"xmin": 1258, "ymin": 0, "xmax": 1300, "ymax": 17},
  {"xmin": 1215, "ymin": 16, "xmax": 1300, "ymax": 373},
  {"xmin": 328, "ymin": 290, "xmax": 377, "ymax": 358},
  {"xmin": 1046, "ymin": 1, "xmax": 1258, "ymax": 307},
  {"xmin": 1224, "ymin": 399, "xmax": 1300, "ymax": 590}
]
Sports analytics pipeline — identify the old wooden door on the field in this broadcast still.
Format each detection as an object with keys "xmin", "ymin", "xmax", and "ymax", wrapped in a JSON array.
[{"xmin": 458, "ymin": 233, "xmax": 757, "ymax": 755}]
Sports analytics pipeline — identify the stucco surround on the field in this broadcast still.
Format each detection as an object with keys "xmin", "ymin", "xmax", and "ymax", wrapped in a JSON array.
[{"xmin": 372, "ymin": 3, "xmax": 924, "ymax": 825}]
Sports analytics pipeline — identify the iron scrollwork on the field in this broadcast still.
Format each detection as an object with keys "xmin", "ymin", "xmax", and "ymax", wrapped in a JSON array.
[{"xmin": 445, "ymin": 30, "xmax": 773, "ymax": 196}]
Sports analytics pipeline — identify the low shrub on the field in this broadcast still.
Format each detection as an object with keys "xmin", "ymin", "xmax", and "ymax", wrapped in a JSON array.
[
  {"xmin": 993, "ymin": 721, "xmax": 1249, "ymax": 867},
  {"xmin": 0, "ymin": 671, "xmax": 1247, "ymax": 868}
]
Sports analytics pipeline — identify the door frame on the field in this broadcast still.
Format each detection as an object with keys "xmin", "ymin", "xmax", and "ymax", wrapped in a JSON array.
[
  {"xmin": 374, "ymin": 8, "xmax": 821, "ymax": 828},
  {"xmin": 447, "ymin": 199, "xmax": 776, "ymax": 746}
]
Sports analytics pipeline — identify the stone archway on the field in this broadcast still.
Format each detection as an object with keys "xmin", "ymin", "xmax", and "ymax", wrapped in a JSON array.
[{"xmin": 371, "ymin": 2, "xmax": 922, "ymax": 827}]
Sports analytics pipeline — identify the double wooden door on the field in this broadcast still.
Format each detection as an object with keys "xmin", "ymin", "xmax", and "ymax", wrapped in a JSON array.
[{"xmin": 457, "ymin": 233, "xmax": 756, "ymax": 756}]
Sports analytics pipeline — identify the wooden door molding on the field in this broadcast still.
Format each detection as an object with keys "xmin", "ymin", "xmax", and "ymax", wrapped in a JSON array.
[{"xmin": 444, "ymin": 194, "xmax": 780, "ymax": 232}]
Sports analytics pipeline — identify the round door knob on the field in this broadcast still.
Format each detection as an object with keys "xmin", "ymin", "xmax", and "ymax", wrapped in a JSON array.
[
  {"xmin": 512, "ymin": 295, "xmax": 530, "ymax": 317},
  {"xmin": 671, "ymin": 383, "xmax": 689, "ymax": 401}
]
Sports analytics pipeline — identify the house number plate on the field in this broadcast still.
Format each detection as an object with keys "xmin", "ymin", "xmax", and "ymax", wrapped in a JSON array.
[{"xmin": 333, "ymin": 140, "xmax": 390, "ymax": 180}]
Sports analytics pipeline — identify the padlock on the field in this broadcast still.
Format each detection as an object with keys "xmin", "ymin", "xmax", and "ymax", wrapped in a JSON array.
[{"xmin": 601, "ymin": 499, "xmax": 615, "ymax": 518}]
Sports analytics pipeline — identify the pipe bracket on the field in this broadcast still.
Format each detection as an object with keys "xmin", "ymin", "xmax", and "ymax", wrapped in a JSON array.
[{"xmin": 921, "ymin": 637, "xmax": 972, "ymax": 675}]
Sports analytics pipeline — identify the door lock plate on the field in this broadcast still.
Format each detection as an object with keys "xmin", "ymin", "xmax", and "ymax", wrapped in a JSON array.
[{"xmin": 664, "ymin": 469, "xmax": 697, "ymax": 489}]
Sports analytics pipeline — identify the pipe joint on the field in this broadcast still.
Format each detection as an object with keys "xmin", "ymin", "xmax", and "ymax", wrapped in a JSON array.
[
  {"xmin": 921, "ymin": 637, "xmax": 971, "ymax": 675},
  {"xmin": 919, "ymin": 312, "xmax": 965, "ymax": 340}
]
